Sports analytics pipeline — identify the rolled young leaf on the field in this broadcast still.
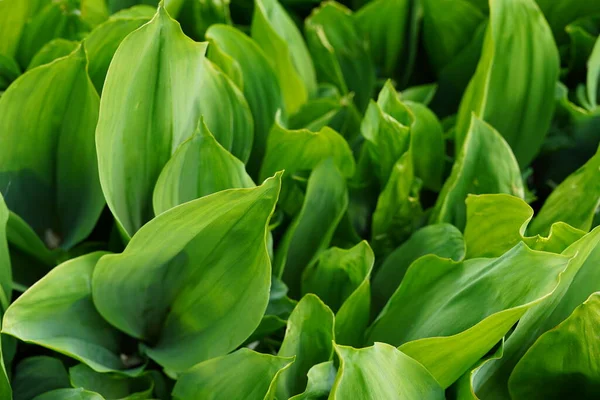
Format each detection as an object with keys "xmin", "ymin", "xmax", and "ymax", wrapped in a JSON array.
[
  {"xmin": 330, "ymin": 343, "xmax": 444, "ymax": 399},
  {"xmin": 0, "ymin": 45, "xmax": 104, "ymax": 250},
  {"xmin": 92, "ymin": 174, "xmax": 281, "ymax": 372},
  {"xmin": 152, "ymin": 118, "xmax": 254, "ymax": 215},
  {"xmin": 276, "ymin": 294, "xmax": 335, "ymax": 400},
  {"xmin": 508, "ymin": 292, "xmax": 600, "ymax": 399},
  {"xmin": 289, "ymin": 361, "xmax": 336, "ymax": 400},
  {"xmin": 430, "ymin": 115, "xmax": 524, "ymax": 231},
  {"xmin": 454, "ymin": 0, "xmax": 560, "ymax": 167},
  {"xmin": 173, "ymin": 348, "xmax": 294, "ymax": 400},
  {"xmin": 2, "ymin": 252, "xmax": 135, "ymax": 373},
  {"xmin": 587, "ymin": 36, "xmax": 600, "ymax": 109},
  {"xmin": 96, "ymin": 4, "xmax": 253, "ymax": 237}
]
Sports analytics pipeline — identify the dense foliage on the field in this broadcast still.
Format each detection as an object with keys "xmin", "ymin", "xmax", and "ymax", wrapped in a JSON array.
[{"xmin": 0, "ymin": 0, "xmax": 600, "ymax": 398}]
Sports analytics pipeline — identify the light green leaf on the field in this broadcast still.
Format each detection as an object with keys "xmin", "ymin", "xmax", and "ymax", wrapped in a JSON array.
[
  {"xmin": 251, "ymin": 0, "xmax": 316, "ymax": 114},
  {"xmin": 33, "ymin": 388, "xmax": 104, "ymax": 400},
  {"xmin": 472, "ymin": 226, "xmax": 600, "ymax": 398},
  {"xmin": 530, "ymin": 145, "xmax": 600, "ymax": 236},
  {"xmin": 330, "ymin": 343, "xmax": 444, "ymax": 399},
  {"xmin": 400, "ymin": 83, "xmax": 438, "ymax": 105},
  {"xmin": 0, "ymin": 195, "xmax": 12, "ymax": 313},
  {"xmin": 152, "ymin": 119, "xmax": 254, "ymax": 215},
  {"xmin": 27, "ymin": 39, "xmax": 79, "ymax": 70},
  {"xmin": 69, "ymin": 364, "xmax": 154, "ymax": 400},
  {"xmin": 12, "ymin": 356, "xmax": 70, "ymax": 400},
  {"xmin": 372, "ymin": 223, "xmax": 465, "ymax": 314},
  {"xmin": 302, "ymin": 241, "xmax": 374, "ymax": 346},
  {"xmin": 368, "ymin": 243, "xmax": 572, "ymax": 387},
  {"xmin": 276, "ymin": 294, "xmax": 335, "ymax": 399},
  {"xmin": 92, "ymin": 175, "xmax": 281, "ymax": 372},
  {"xmin": 305, "ymin": 2, "xmax": 376, "ymax": 113},
  {"xmin": 289, "ymin": 361, "xmax": 336, "ymax": 400},
  {"xmin": 430, "ymin": 116, "xmax": 524, "ymax": 231},
  {"xmin": 508, "ymin": 292, "xmax": 600, "ymax": 399},
  {"xmin": 455, "ymin": 0, "xmax": 559, "ymax": 167},
  {"xmin": 0, "ymin": 45, "xmax": 103, "ymax": 250},
  {"xmin": 3, "ymin": 252, "xmax": 135, "ymax": 373},
  {"xmin": 355, "ymin": 0, "xmax": 410, "ymax": 77},
  {"xmin": 464, "ymin": 194, "xmax": 586, "ymax": 258},
  {"xmin": 173, "ymin": 348, "xmax": 294, "ymax": 400},
  {"xmin": 96, "ymin": 4, "xmax": 253, "ymax": 237},
  {"xmin": 0, "ymin": 0, "xmax": 31, "ymax": 59},
  {"xmin": 276, "ymin": 160, "xmax": 348, "ymax": 297},
  {"xmin": 84, "ymin": 8, "xmax": 153, "ymax": 93},
  {"xmin": 587, "ymin": 35, "xmax": 600, "ymax": 108},
  {"xmin": 206, "ymin": 24, "xmax": 283, "ymax": 176}
]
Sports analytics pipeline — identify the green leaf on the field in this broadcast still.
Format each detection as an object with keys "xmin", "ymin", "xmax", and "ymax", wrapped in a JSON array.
[
  {"xmin": 368, "ymin": 243, "xmax": 572, "ymax": 387},
  {"xmin": 302, "ymin": 241, "xmax": 374, "ymax": 346},
  {"xmin": 152, "ymin": 119, "xmax": 254, "ymax": 215},
  {"xmin": 276, "ymin": 294, "xmax": 335, "ymax": 399},
  {"xmin": 508, "ymin": 292, "xmax": 600, "ymax": 399},
  {"xmin": 0, "ymin": 45, "xmax": 104, "ymax": 250},
  {"xmin": 252, "ymin": 276, "xmax": 297, "ymax": 340},
  {"xmin": 471, "ymin": 226, "xmax": 600, "ymax": 398},
  {"xmin": 179, "ymin": 0, "xmax": 232, "ymax": 40},
  {"xmin": 305, "ymin": 2, "xmax": 376, "ymax": 113},
  {"xmin": 289, "ymin": 361, "xmax": 336, "ymax": 400},
  {"xmin": 33, "ymin": 388, "xmax": 104, "ymax": 400},
  {"xmin": 3, "ymin": 252, "xmax": 135, "ymax": 373},
  {"xmin": 276, "ymin": 160, "xmax": 349, "ymax": 297},
  {"xmin": 464, "ymin": 194, "xmax": 586, "ymax": 258},
  {"xmin": 587, "ymin": 35, "xmax": 600, "ymax": 109},
  {"xmin": 372, "ymin": 223, "xmax": 465, "ymax": 314},
  {"xmin": 251, "ymin": 0, "xmax": 316, "ymax": 114},
  {"xmin": 27, "ymin": 39, "xmax": 79, "ymax": 70},
  {"xmin": 12, "ymin": 356, "xmax": 70, "ymax": 400},
  {"xmin": 355, "ymin": 0, "xmax": 411, "ymax": 77},
  {"xmin": 0, "ymin": 0, "xmax": 31, "ymax": 59},
  {"xmin": 330, "ymin": 343, "xmax": 444, "ymax": 399},
  {"xmin": 84, "ymin": 8, "xmax": 153, "ymax": 93},
  {"xmin": 92, "ymin": 175, "xmax": 281, "ymax": 372},
  {"xmin": 430, "ymin": 116, "xmax": 524, "ymax": 231},
  {"xmin": 173, "ymin": 348, "xmax": 294, "ymax": 400},
  {"xmin": 529, "ymin": 145, "xmax": 600, "ymax": 236},
  {"xmin": 0, "ymin": 53, "xmax": 20, "ymax": 90},
  {"xmin": 400, "ymin": 83, "xmax": 438, "ymax": 105},
  {"xmin": 536, "ymin": 0, "xmax": 600, "ymax": 44},
  {"xmin": 96, "ymin": 4, "xmax": 253, "ymax": 237},
  {"xmin": 0, "ymin": 195, "xmax": 12, "ymax": 313},
  {"xmin": 455, "ymin": 0, "xmax": 560, "ymax": 167},
  {"xmin": 69, "ymin": 364, "xmax": 154, "ymax": 400},
  {"xmin": 206, "ymin": 24, "xmax": 283, "ymax": 176}
]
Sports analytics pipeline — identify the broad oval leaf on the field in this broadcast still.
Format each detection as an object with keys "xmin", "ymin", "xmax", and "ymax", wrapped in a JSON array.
[
  {"xmin": 276, "ymin": 294, "xmax": 335, "ymax": 399},
  {"xmin": 430, "ymin": 116, "xmax": 524, "ymax": 230},
  {"xmin": 92, "ymin": 175, "xmax": 281, "ymax": 372},
  {"xmin": 330, "ymin": 343, "xmax": 444, "ymax": 399},
  {"xmin": 2, "ymin": 252, "xmax": 135, "ymax": 374},
  {"xmin": 96, "ymin": 5, "xmax": 253, "ymax": 237},
  {"xmin": 0, "ymin": 45, "xmax": 104, "ymax": 250},
  {"xmin": 152, "ymin": 119, "xmax": 254, "ymax": 215},
  {"xmin": 173, "ymin": 348, "xmax": 294, "ymax": 400},
  {"xmin": 455, "ymin": 0, "xmax": 560, "ymax": 167}
]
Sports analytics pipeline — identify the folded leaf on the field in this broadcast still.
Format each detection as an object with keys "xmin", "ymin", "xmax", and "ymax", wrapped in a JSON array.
[
  {"xmin": 69, "ymin": 364, "xmax": 154, "ymax": 400},
  {"xmin": 251, "ymin": 0, "xmax": 316, "ymax": 114},
  {"xmin": 152, "ymin": 119, "xmax": 254, "ymax": 215},
  {"xmin": 276, "ymin": 294, "xmax": 335, "ymax": 399},
  {"xmin": 92, "ymin": 175, "xmax": 281, "ymax": 372},
  {"xmin": 289, "ymin": 361, "xmax": 336, "ymax": 400},
  {"xmin": 96, "ymin": 4, "xmax": 253, "ymax": 237},
  {"xmin": 276, "ymin": 160, "xmax": 348, "ymax": 297},
  {"xmin": 206, "ymin": 24, "xmax": 283, "ymax": 176},
  {"xmin": 330, "ymin": 343, "xmax": 444, "ymax": 399},
  {"xmin": 12, "ymin": 356, "xmax": 70, "ymax": 400},
  {"xmin": 302, "ymin": 241, "xmax": 374, "ymax": 346},
  {"xmin": 305, "ymin": 2, "xmax": 376, "ymax": 113},
  {"xmin": 455, "ymin": 0, "xmax": 560, "ymax": 167},
  {"xmin": 0, "ymin": 45, "xmax": 104, "ymax": 250},
  {"xmin": 3, "ymin": 252, "xmax": 134, "ymax": 373},
  {"xmin": 529, "ymin": 145, "xmax": 600, "ymax": 236},
  {"xmin": 508, "ymin": 292, "xmax": 600, "ymax": 399},
  {"xmin": 464, "ymin": 194, "xmax": 585, "ymax": 258},
  {"xmin": 173, "ymin": 348, "xmax": 293, "ymax": 400},
  {"xmin": 372, "ymin": 223, "xmax": 465, "ymax": 314},
  {"xmin": 430, "ymin": 116, "xmax": 524, "ymax": 230}
]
